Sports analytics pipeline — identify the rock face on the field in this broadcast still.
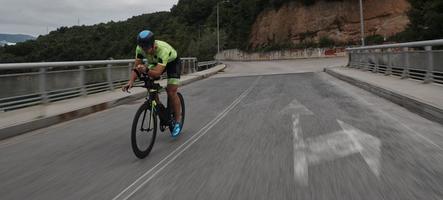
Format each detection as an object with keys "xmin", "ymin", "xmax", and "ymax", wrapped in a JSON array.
[{"xmin": 249, "ymin": 0, "xmax": 410, "ymax": 48}]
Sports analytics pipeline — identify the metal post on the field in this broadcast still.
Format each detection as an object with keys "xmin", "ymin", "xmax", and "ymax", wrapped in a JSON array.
[
  {"xmin": 375, "ymin": 49, "xmax": 381, "ymax": 73},
  {"xmin": 107, "ymin": 64, "xmax": 114, "ymax": 90},
  {"xmin": 386, "ymin": 48, "xmax": 392, "ymax": 75},
  {"xmin": 181, "ymin": 59, "xmax": 185, "ymax": 75},
  {"xmin": 373, "ymin": 49, "xmax": 379, "ymax": 73},
  {"xmin": 402, "ymin": 47, "xmax": 409, "ymax": 79},
  {"xmin": 217, "ymin": 3, "xmax": 220, "ymax": 54},
  {"xmin": 39, "ymin": 67, "xmax": 48, "ymax": 104},
  {"xmin": 128, "ymin": 62, "xmax": 132, "ymax": 80},
  {"xmin": 79, "ymin": 65, "xmax": 87, "ymax": 96},
  {"xmin": 365, "ymin": 50, "xmax": 370, "ymax": 71},
  {"xmin": 425, "ymin": 46, "xmax": 434, "ymax": 83},
  {"xmin": 359, "ymin": 0, "xmax": 365, "ymax": 46},
  {"xmin": 193, "ymin": 59, "xmax": 197, "ymax": 72},
  {"xmin": 348, "ymin": 50, "xmax": 352, "ymax": 67}
]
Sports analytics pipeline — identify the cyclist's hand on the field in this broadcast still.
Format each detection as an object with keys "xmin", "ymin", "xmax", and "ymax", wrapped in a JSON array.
[
  {"xmin": 122, "ymin": 82, "xmax": 133, "ymax": 93},
  {"xmin": 135, "ymin": 64, "xmax": 146, "ymax": 74}
]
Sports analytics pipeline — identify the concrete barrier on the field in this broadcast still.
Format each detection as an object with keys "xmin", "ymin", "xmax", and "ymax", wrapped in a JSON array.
[{"xmin": 215, "ymin": 48, "xmax": 347, "ymax": 61}]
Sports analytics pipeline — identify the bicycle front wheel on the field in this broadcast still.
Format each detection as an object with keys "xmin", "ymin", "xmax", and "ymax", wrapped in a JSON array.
[{"xmin": 131, "ymin": 102, "xmax": 157, "ymax": 159}]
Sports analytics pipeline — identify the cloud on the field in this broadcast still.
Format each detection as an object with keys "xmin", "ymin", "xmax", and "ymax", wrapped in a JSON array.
[{"xmin": 0, "ymin": 0, "xmax": 178, "ymax": 36}]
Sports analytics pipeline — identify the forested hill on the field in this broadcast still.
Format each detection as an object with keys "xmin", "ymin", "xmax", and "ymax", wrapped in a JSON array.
[
  {"xmin": 0, "ymin": 0, "xmax": 267, "ymax": 63},
  {"xmin": 0, "ymin": 0, "xmax": 441, "ymax": 63}
]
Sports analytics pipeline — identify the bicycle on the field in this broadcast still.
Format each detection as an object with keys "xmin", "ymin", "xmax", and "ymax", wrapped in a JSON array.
[{"xmin": 130, "ymin": 74, "xmax": 185, "ymax": 159}]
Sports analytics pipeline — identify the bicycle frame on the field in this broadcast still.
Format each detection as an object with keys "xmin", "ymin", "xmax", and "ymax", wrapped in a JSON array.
[{"xmin": 138, "ymin": 77, "xmax": 161, "ymax": 132}]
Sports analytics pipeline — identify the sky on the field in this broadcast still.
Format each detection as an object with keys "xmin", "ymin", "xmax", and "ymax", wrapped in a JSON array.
[{"xmin": 0, "ymin": 0, "xmax": 179, "ymax": 37}]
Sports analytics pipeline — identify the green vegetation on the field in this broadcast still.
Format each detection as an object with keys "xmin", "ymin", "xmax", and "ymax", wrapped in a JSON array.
[
  {"xmin": 0, "ymin": 0, "xmax": 325, "ymax": 63},
  {"xmin": 365, "ymin": 35, "xmax": 385, "ymax": 45},
  {"xmin": 318, "ymin": 36, "xmax": 335, "ymax": 48},
  {"xmin": 0, "ymin": 0, "xmax": 442, "ymax": 63},
  {"xmin": 393, "ymin": 0, "xmax": 443, "ymax": 42}
]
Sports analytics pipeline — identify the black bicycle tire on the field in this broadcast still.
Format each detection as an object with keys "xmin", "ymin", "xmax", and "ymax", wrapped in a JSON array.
[
  {"xmin": 131, "ymin": 102, "xmax": 157, "ymax": 159},
  {"xmin": 177, "ymin": 92, "xmax": 185, "ymax": 128}
]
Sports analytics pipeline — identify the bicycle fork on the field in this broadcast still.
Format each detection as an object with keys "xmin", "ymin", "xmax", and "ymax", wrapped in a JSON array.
[{"xmin": 140, "ymin": 101, "xmax": 157, "ymax": 132}]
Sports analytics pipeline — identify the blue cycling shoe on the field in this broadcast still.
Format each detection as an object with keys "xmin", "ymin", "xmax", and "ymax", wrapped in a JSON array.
[{"xmin": 171, "ymin": 122, "xmax": 182, "ymax": 138}]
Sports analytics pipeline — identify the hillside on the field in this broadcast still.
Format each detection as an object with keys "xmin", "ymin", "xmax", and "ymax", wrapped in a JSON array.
[
  {"xmin": 0, "ymin": 0, "xmax": 441, "ymax": 63},
  {"xmin": 250, "ymin": 0, "xmax": 410, "ymax": 48}
]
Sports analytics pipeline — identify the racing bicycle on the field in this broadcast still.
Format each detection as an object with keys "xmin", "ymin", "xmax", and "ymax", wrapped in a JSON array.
[{"xmin": 130, "ymin": 74, "xmax": 185, "ymax": 159}]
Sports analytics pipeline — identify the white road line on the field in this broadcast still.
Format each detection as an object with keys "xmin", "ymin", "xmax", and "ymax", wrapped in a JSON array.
[
  {"xmin": 292, "ymin": 114, "xmax": 308, "ymax": 186},
  {"xmin": 112, "ymin": 76, "xmax": 262, "ymax": 200}
]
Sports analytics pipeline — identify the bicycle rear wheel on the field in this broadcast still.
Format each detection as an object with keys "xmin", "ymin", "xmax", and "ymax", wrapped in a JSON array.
[
  {"xmin": 177, "ymin": 92, "xmax": 185, "ymax": 127},
  {"xmin": 168, "ymin": 92, "xmax": 185, "ymax": 128},
  {"xmin": 131, "ymin": 102, "xmax": 157, "ymax": 159}
]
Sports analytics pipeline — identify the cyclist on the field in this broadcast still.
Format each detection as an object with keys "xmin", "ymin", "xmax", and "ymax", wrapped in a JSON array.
[{"xmin": 123, "ymin": 30, "xmax": 182, "ymax": 137}]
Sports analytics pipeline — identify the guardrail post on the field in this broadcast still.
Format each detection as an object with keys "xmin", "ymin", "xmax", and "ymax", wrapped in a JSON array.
[
  {"xmin": 79, "ymin": 65, "xmax": 87, "ymax": 96},
  {"xmin": 373, "ymin": 49, "xmax": 379, "ymax": 73},
  {"xmin": 402, "ymin": 47, "xmax": 409, "ymax": 79},
  {"xmin": 39, "ymin": 67, "xmax": 48, "ymax": 104},
  {"xmin": 386, "ymin": 48, "xmax": 392, "ymax": 76},
  {"xmin": 180, "ymin": 59, "xmax": 184, "ymax": 75},
  {"xmin": 356, "ymin": 50, "xmax": 360, "ymax": 68},
  {"xmin": 362, "ymin": 50, "xmax": 368, "ymax": 70},
  {"xmin": 107, "ymin": 64, "xmax": 114, "ymax": 90},
  {"xmin": 128, "ymin": 63, "xmax": 132, "ymax": 81},
  {"xmin": 424, "ymin": 46, "xmax": 434, "ymax": 83},
  {"xmin": 348, "ymin": 50, "xmax": 352, "ymax": 67},
  {"xmin": 365, "ymin": 50, "xmax": 370, "ymax": 71},
  {"xmin": 359, "ymin": 50, "xmax": 365, "ymax": 69}
]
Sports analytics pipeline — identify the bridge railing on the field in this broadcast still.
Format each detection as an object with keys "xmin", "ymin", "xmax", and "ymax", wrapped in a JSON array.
[
  {"xmin": 347, "ymin": 39, "xmax": 443, "ymax": 84},
  {"xmin": 0, "ymin": 58, "xmax": 217, "ymax": 111}
]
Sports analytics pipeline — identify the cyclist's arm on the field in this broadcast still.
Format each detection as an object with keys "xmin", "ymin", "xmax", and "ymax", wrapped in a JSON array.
[
  {"xmin": 147, "ymin": 49, "xmax": 169, "ymax": 78},
  {"xmin": 130, "ymin": 46, "xmax": 146, "ymax": 82},
  {"xmin": 128, "ymin": 58, "xmax": 143, "ymax": 84},
  {"xmin": 147, "ymin": 64, "xmax": 165, "ymax": 78}
]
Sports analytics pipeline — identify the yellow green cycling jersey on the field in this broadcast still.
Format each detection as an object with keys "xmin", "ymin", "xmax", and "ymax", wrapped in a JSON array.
[{"xmin": 135, "ymin": 40, "xmax": 177, "ymax": 68}]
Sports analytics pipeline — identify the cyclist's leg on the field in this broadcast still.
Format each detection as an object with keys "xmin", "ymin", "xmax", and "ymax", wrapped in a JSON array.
[
  {"xmin": 167, "ymin": 84, "xmax": 180, "ymax": 122},
  {"xmin": 166, "ymin": 58, "xmax": 181, "ymax": 122}
]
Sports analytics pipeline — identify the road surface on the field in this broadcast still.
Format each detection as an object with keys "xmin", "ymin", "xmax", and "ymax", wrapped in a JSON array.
[{"xmin": 1, "ymin": 58, "xmax": 443, "ymax": 200}]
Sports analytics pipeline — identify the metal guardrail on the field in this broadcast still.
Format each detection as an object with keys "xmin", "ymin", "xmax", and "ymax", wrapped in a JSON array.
[
  {"xmin": 347, "ymin": 39, "xmax": 443, "ymax": 84},
  {"xmin": 0, "ymin": 58, "xmax": 218, "ymax": 111},
  {"xmin": 197, "ymin": 61, "xmax": 218, "ymax": 70}
]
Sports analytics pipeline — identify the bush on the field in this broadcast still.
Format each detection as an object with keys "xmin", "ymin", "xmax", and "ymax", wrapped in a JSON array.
[
  {"xmin": 365, "ymin": 35, "xmax": 385, "ymax": 45},
  {"xmin": 318, "ymin": 36, "xmax": 335, "ymax": 48}
]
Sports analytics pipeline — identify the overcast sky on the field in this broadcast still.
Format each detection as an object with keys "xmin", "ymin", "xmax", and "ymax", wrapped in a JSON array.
[{"xmin": 0, "ymin": 0, "xmax": 179, "ymax": 37}]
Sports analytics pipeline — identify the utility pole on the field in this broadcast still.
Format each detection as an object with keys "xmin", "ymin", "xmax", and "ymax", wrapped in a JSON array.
[{"xmin": 359, "ymin": 0, "xmax": 365, "ymax": 46}]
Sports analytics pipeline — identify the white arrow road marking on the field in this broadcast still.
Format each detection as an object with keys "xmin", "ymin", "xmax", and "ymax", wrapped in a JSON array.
[
  {"xmin": 281, "ymin": 98, "xmax": 314, "ymax": 115},
  {"xmin": 285, "ymin": 99, "xmax": 313, "ymax": 186},
  {"xmin": 337, "ymin": 120, "xmax": 381, "ymax": 177},
  {"xmin": 289, "ymin": 111, "xmax": 382, "ymax": 186},
  {"xmin": 292, "ymin": 114, "xmax": 308, "ymax": 186}
]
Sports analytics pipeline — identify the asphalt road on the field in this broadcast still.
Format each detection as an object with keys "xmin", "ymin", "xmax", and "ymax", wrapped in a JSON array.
[{"xmin": 1, "ymin": 58, "xmax": 443, "ymax": 200}]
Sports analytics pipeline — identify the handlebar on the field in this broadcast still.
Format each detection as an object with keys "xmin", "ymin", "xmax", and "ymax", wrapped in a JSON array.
[{"xmin": 137, "ymin": 73, "xmax": 161, "ymax": 91}]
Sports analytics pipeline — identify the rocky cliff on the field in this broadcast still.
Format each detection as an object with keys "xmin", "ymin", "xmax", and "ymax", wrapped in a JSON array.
[{"xmin": 249, "ymin": 0, "xmax": 410, "ymax": 48}]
